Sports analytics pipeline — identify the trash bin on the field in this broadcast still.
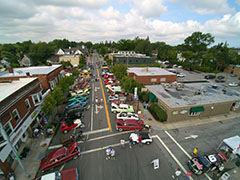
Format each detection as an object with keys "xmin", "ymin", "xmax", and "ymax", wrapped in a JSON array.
[{"xmin": 219, "ymin": 172, "xmax": 230, "ymax": 180}]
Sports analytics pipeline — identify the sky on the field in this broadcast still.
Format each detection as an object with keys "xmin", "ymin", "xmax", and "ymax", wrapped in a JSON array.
[{"xmin": 0, "ymin": 0, "xmax": 240, "ymax": 47}]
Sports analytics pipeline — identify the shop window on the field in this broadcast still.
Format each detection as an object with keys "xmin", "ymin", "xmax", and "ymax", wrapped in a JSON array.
[
  {"xmin": 189, "ymin": 112, "xmax": 200, "ymax": 116},
  {"xmin": 160, "ymin": 78, "xmax": 166, "ymax": 82},
  {"xmin": 25, "ymin": 98, "xmax": 31, "ymax": 110},
  {"xmin": 151, "ymin": 78, "xmax": 157, "ymax": 82},
  {"xmin": 12, "ymin": 109, "xmax": 20, "ymax": 121}
]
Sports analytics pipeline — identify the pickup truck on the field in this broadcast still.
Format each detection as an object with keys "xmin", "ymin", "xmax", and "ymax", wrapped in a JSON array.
[{"xmin": 111, "ymin": 103, "xmax": 134, "ymax": 113}]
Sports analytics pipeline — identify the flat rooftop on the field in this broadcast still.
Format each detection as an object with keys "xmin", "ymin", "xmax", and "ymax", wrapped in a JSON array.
[
  {"xmin": 0, "ymin": 65, "xmax": 61, "ymax": 77},
  {"xmin": 128, "ymin": 67, "xmax": 176, "ymax": 76},
  {"xmin": 0, "ymin": 78, "xmax": 38, "ymax": 102},
  {"xmin": 146, "ymin": 82, "xmax": 240, "ymax": 108}
]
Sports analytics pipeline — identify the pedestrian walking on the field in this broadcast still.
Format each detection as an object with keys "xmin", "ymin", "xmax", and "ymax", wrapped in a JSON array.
[
  {"xmin": 185, "ymin": 172, "xmax": 191, "ymax": 180},
  {"xmin": 120, "ymin": 139, "xmax": 125, "ymax": 148},
  {"xmin": 129, "ymin": 137, "xmax": 133, "ymax": 149},
  {"xmin": 138, "ymin": 136, "xmax": 142, "ymax": 147},
  {"xmin": 110, "ymin": 149, "xmax": 115, "ymax": 160},
  {"xmin": 105, "ymin": 148, "xmax": 111, "ymax": 160},
  {"xmin": 95, "ymin": 98, "xmax": 98, "ymax": 105},
  {"xmin": 172, "ymin": 168, "xmax": 181, "ymax": 180},
  {"xmin": 100, "ymin": 98, "xmax": 103, "ymax": 105},
  {"xmin": 192, "ymin": 148, "xmax": 198, "ymax": 156}
]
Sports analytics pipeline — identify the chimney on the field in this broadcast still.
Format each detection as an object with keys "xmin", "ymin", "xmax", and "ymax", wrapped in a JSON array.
[
  {"xmin": 8, "ymin": 67, "xmax": 13, "ymax": 73},
  {"xmin": 26, "ymin": 72, "xmax": 30, "ymax": 76}
]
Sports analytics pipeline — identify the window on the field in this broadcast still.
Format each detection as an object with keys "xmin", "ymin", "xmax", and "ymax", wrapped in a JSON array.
[
  {"xmin": 160, "ymin": 78, "xmax": 166, "ymax": 82},
  {"xmin": 32, "ymin": 93, "xmax": 42, "ymax": 105},
  {"xmin": 151, "ymin": 78, "xmax": 157, "ymax": 82},
  {"xmin": 12, "ymin": 109, "xmax": 20, "ymax": 121},
  {"xmin": 25, "ymin": 98, "xmax": 31, "ymax": 110}
]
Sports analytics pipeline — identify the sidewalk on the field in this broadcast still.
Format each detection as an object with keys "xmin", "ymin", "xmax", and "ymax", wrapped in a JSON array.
[{"xmin": 14, "ymin": 135, "xmax": 52, "ymax": 180}]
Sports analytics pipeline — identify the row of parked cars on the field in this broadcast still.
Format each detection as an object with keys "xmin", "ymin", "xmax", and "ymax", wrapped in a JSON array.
[
  {"xmin": 205, "ymin": 74, "xmax": 239, "ymax": 87},
  {"xmin": 36, "ymin": 67, "xmax": 93, "ymax": 179},
  {"xmin": 101, "ymin": 64, "xmax": 153, "ymax": 145}
]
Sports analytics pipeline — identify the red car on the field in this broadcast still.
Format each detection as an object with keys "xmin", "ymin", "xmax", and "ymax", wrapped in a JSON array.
[
  {"xmin": 116, "ymin": 119, "xmax": 145, "ymax": 131},
  {"xmin": 34, "ymin": 168, "xmax": 79, "ymax": 180},
  {"xmin": 41, "ymin": 142, "xmax": 80, "ymax": 172},
  {"xmin": 61, "ymin": 119, "xmax": 85, "ymax": 134}
]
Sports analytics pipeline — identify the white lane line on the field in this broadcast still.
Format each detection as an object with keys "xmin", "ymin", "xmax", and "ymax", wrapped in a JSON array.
[
  {"xmin": 152, "ymin": 135, "xmax": 194, "ymax": 180},
  {"xmin": 164, "ymin": 131, "xmax": 212, "ymax": 180},
  {"xmin": 83, "ymin": 127, "xmax": 109, "ymax": 136},
  {"xmin": 164, "ymin": 131, "xmax": 192, "ymax": 159},
  {"xmin": 91, "ymin": 83, "xmax": 94, "ymax": 131},
  {"xmin": 78, "ymin": 130, "xmax": 134, "ymax": 144}
]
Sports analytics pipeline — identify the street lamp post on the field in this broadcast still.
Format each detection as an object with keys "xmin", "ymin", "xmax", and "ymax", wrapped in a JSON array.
[{"xmin": 0, "ymin": 123, "xmax": 30, "ymax": 178}]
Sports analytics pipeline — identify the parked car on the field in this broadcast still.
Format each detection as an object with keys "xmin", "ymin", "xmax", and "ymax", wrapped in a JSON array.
[
  {"xmin": 64, "ymin": 111, "xmax": 84, "ymax": 121},
  {"xmin": 129, "ymin": 132, "xmax": 152, "ymax": 144},
  {"xmin": 40, "ymin": 142, "xmax": 80, "ymax": 172},
  {"xmin": 215, "ymin": 75, "xmax": 225, "ymax": 82},
  {"xmin": 188, "ymin": 156, "xmax": 211, "ymax": 175},
  {"xmin": 60, "ymin": 130, "xmax": 84, "ymax": 145},
  {"xmin": 116, "ymin": 112, "xmax": 139, "ymax": 121},
  {"xmin": 176, "ymin": 72, "xmax": 185, "ymax": 78},
  {"xmin": 204, "ymin": 74, "xmax": 216, "ymax": 79},
  {"xmin": 111, "ymin": 103, "xmax": 134, "ymax": 113},
  {"xmin": 65, "ymin": 103, "xmax": 88, "ymax": 111},
  {"xmin": 108, "ymin": 95, "xmax": 119, "ymax": 101},
  {"xmin": 34, "ymin": 168, "xmax": 79, "ymax": 180},
  {"xmin": 61, "ymin": 119, "xmax": 85, "ymax": 134},
  {"xmin": 67, "ymin": 99, "xmax": 88, "ymax": 108},
  {"xmin": 68, "ymin": 95, "xmax": 88, "ymax": 102},
  {"xmin": 228, "ymin": 82, "xmax": 238, "ymax": 87},
  {"xmin": 116, "ymin": 119, "xmax": 145, "ymax": 131}
]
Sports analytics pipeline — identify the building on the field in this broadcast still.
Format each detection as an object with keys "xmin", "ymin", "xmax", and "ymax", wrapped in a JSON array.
[
  {"xmin": 0, "ymin": 65, "xmax": 64, "ymax": 90},
  {"xmin": 145, "ymin": 82, "xmax": 240, "ymax": 122},
  {"xmin": 109, "ymin": 51, "xmax": 155, "ymax": 65},
  {"xmin": 46, "ymin": 55, "xmax": 61, "ymax": 65},
  {"xmin": 55, "ymin": 45, "xmax": 88, "ymax": 56},
  {"xmin": 0, "ymin": 78, "xmax": 44, "ymax": 175},
  {"xmin": 59, "ymin": 55, "xmax": 80, "ymax": 67},
  {"xmin": 128, "ymin": 67, "xmax": 177, "ymax": 85},
  {"xmin": 224, "ymin": 64, "xmax": 240, "ymax": 77},
  {"xmin": 18, "ymin": 55, "xmax": 32, "ymax": 67}
]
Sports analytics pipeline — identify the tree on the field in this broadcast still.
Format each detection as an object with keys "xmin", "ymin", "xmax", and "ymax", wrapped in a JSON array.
[
  {"xmin": 78, "ymin": 55, "xmax": 86, "ymax": 68},
  {"xmin": 41, "ymin": 94, "xmax": 57, "ymax": 115},
  {"xmin": 59, "ymin": 76, "xmax": 74, "ymax": 93},
  {"xmin": 52, "ymin": 87, "xmax": 65, "ymax": 106},
  {"xmin": 184, "ymin": 32, "xmax": 215, "ymax": 53},
  {"xmin": 111, "ymin": 64, "xmax": 127, "ymax": 81}
]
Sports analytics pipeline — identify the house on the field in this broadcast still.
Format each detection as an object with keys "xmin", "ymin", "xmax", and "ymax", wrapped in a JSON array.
[
  {"xmin": 224, "ymin": 64, "xmax": 240, "ymax": 77},
  {"xmin": 55, "ymin": 45, "xmax": 88, "ymax": 56},
  {"xmin": 18, "ymin": 55, "xmax": 32, "ymax": 67},
  {"xmin": 109, "ymin": 51, "xmax": 155, "ymax": 65},
  {"xmin": 59, "ymin": 55, "xmax": 80, "ymax": 67},
  {"xmin": 0, "ymin": 58, "xmax": 10, "ymax": 67},
  {"xmin": 127, "ymin": 67, "xmax": 177, "ymax": 85},
  {"xmin": 46, "ymin": 55, "xmax": 61, "ymax": 65},
  {"xmin": 0, "ymin": 78, "xmax": 43, "ymax": 176},
  {"xmin": 0, "ymin": 65, "xmax": 64, "ymax": 90},
  {"xmin": 145, "ymin": 82, "xmax": 240, "ymax": 122}
]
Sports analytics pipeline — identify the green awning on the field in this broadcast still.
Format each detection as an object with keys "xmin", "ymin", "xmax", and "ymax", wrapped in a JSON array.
[
  {"xmin": 147, "ymin": 92, "xmax": 158, "ymax": 102},
  {"xmin": 190, "ymin": 106, "xmax": 205, "ymax": 113}
]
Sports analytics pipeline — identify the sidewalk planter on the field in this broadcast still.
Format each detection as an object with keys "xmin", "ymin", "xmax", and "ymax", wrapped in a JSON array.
[{"xmin": 149, "ymin": 104, "xmax": 167, "ymax": 122}]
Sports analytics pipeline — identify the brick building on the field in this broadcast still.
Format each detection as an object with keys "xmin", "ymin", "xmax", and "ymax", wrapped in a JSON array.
[
  {"xmin": 224, "ymin": 64, "xmax": 240, "ymax": 77},
  {"xmin": 0, "ymin": 78, "xmax": 44, "ymax": 176},
  {"xmin": 128, "ymin": 67, "xmax": 177, "ymax": 85},
  {"xmin": 0, "ymin": 65, "xmax": 64, "ymax": 90}
]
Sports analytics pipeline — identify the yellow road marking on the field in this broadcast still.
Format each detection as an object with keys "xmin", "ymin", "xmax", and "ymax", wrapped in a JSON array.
[{"xmin": 97, "ymin": 68, "xmax": 112, "ymax": 131}]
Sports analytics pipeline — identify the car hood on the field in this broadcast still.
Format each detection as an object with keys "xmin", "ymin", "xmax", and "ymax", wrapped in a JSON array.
[
  {"xmin": 61, "ymin": 168, "xmax": 78, "ymax": 180},
  {"xmin": 41, "ymin": 157, "xmax": 47, "ymax": 169}
]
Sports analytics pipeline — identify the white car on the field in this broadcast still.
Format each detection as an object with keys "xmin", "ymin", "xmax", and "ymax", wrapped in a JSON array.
[
  {"xmin": 228, "ymin": 82, "xmax": 238, "ymax": 87},
  {"xmin": 117, "ymin": 112, "xmax": 139, "ymax": 120},
  {"xmin": 108, "ymin": 95, "xmax": 119, "ymax": 101},
  {"xmin": 177, "ymin": 72, "xmax": 185, "ymax": 78},
  {"xmin": 129, "ymin": 132, "xmax": 152, "ymax": 145}
]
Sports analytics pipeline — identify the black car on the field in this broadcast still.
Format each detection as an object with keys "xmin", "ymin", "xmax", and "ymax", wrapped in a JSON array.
[
  {"xmin": 204, "ymin": 74, "xmax": 216, "ymax": 79},
  {"xmin": 215, "ymin": 75, "xmax": 225, "ymax": 82},
  {"xmin": 64, "ymin": 111, "xmax": 84, "ymax": 120}
]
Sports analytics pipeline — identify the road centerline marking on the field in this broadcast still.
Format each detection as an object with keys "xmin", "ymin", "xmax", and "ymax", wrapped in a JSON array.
[
  {"xmin": 91, "ymin": 83, "xmax": 94, "ymax": 131},
  {"xmin": 97, "ymin": 68, "xmax": 112, "ymax": 131}
]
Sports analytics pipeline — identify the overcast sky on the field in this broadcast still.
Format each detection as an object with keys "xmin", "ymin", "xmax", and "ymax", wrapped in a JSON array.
[{"xmin": 0, "ymin": 0, "xmax": 240, "ymax": 47}]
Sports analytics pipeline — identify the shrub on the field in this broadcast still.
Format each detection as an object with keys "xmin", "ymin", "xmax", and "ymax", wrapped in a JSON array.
[
  {"xmin": 149, "ymin": 104, "xmax": 167, "ymax": 122},
  {"xmin": 139, "ymin": 92, "xmax": 149, "ymax": 102}
]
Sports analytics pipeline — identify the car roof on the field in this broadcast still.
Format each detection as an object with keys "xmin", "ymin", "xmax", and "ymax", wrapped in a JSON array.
[
  {"xmin": 125, "ymin": 119, "xmax": 139, "ymax": 124},
  {"xmin": 139, "ymin": 132, "xmax": 150, "ymax": 139}
]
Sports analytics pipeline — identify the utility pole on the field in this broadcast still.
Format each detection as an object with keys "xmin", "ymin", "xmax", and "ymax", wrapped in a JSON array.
[{"xmin": 0, "ymin": 123, "xmax": 30, "ymax": 178}]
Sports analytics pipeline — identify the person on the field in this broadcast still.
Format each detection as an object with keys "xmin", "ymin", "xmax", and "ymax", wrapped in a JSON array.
[
  {"xmin": 193, "ymin": 148, "xmax": 198, "ymax": 156},
  {"xmin": 129, "ymin": 137, "xmax": 133, "ymax": 149},
  {"xmin": 185, "ymin": 172, "xmax": 191, "ymax": 180},
  {"xmin": 100, "ymin": 98, "xmax": 103, "ymax": 105},
  {"xmin": 106, "ymin": 148, "xmax": 111, "ymax": 160},
  {"xmin": 110, "ymin": 148, "xmax": 115, "ymax": 160},
  {"xmin": 172, "ymin": 168, "xmax": 181, "ymax": 180},
  {"xmin": 95, "ymin": 98, "xmax": 98, "ymax": 105},
  {"xmin": 120, "ymin": 139, "xmax": 125, "ymax": 148},
  {"xmin": 33, "ymin": 128, "xmax": 39, "ymax": 137},
  {"xmin": 138, "ymin": 136, "xmax": 142, "ymax": 147}
]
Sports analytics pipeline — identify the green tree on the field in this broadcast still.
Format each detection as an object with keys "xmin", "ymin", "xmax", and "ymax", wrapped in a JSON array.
[
  {"xmin": 78, "ymin": 55, "xmax": 86, "ymax": 68},
  {"xmin": 111, "ymin": 64, "xmax": 127, "ymax": 81},
  {"xmin": 41, "ymin": 94, "xmax": 57, "ymax": 115},
  {"xmin": 59, "ymin": 76, "xmax": 74, "ymax": 93},
  {"xmin": 52, "ymin": 87, "xmax": 65, "ymax": 106}
]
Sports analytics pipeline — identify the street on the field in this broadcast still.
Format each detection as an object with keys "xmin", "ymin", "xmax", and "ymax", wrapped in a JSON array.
[{"xmin": 37, "ymin": 53, "xmax": 240, "ymax": 180}]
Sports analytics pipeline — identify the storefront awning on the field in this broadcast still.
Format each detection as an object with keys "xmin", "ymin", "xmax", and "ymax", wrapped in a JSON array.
[
  {"xmin": 147, "ymin": 92, "xmax": 158, "ymax": 102},
  {"xmin": 190, "ymin": 106, "xmax": 204, "ymax": 113}
]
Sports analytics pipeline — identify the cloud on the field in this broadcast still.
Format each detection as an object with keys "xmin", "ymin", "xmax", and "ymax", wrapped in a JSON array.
[
  {"xmin": 133, "ymin": 0, "xmax": 167, "ymax": 18},
  {"xmin": 171, "ymin": 0, "xmax": 234, "ymax": 15}
]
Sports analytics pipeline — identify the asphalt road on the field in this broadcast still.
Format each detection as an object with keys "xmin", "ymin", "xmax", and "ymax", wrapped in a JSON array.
[{"xmin": 37, "ymin": 54, "xmax": 240, "ymax": 180}]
